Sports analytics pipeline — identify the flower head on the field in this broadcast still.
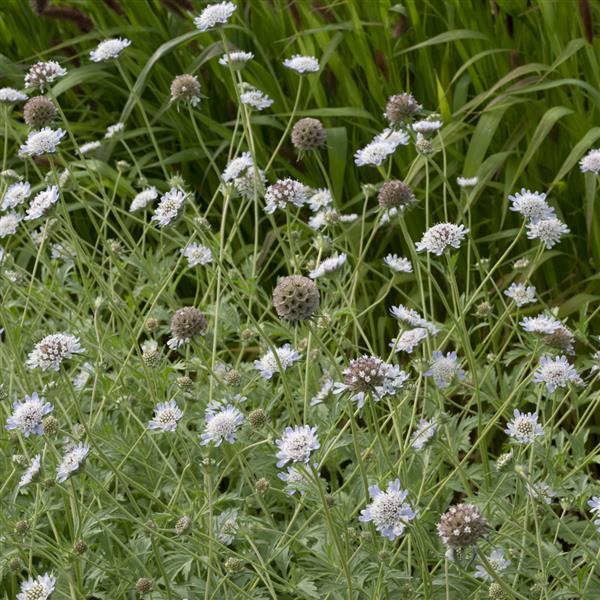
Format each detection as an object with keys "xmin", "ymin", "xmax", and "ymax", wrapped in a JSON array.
[
  {"xmin": 457, "ymin": 176, "xmax": 478, "ymax": 188},
  {"xmin": 504, "ymin": 282, "xmax": 537, "ymax": 307},
  {"xmin": 384, "ymin": 254, "xmax": 412, "ymax": 273},
  {"xmin": 89, "ymin": 38, "xmax": 131, "ymax": 62},
  {"xmin": 425, "ymin": 351, "xmax": 465, "ymax": 389},
  {"xmin": 416, "ymin": 223, "xmax": 468, "ymax": 255},
  {"xmin": 580, "ymin": 148, "xmax": 600, "ymax": 174},
  {"xmin": 526, "ymin": 217, "xmax": 569, "ymax": 249},
  {"xmin": 24, "ymin": 186, "xmax": 59, "ymax": 221},
  {"xmin": 129, "ymin": 187, "xmax": 158, "ymax": 212},
  {"xmin": 19, "ymin": 128, "xmax": 65, "ymax": 156},
  {"xmin": 200, "ymin": 402, "xmax": 245, "ymax": 446},
  {"xmin": 354, "ymin": 140, "xmax": 397, "ymax": 167},
  {"xmin": 411, "ymin": 418, "xmax": 437, "ymax": 450},
  {"xmin": 278, "ymin": 465, "xmax": 312, "ymax": 495},
  {"xmin": 309, "ymin": 253, "xmax": 347, "ymax": 279},
  {"xmin": 194, "ymin": 2, "xmax": 236, "ymax": 31},
  {"xmin": 18, "ymin": 454, "xmax": 42, "ymax": 488},
  {"xmin": 0, "ymin": 87, "xmax": 27, "ymax": 103},
  {"xmin": 508, "ymin": 188, "xmax": 555, "ymax": 221},
  {"xmin": 412, "ymin": 119, "xmax": 443, "ymax": 135},
  {"xmin": 272, "ymin": 275, "xmax": 320, "ymax": 322},
  {"xmin": 240, "ymin": 88, "xmax": 273, "ymax": 111},
  {"xmin": 151, "ymin": 188, "xmax": 186, "ymax": 227},
  {"xmin": 27, "ymin": 333, "xmax": 83, "ymax": 371},
  {"xmin": 474, "ymin": 549, "xmax": 511, "ymax": 581},
  {"xmin": 6, "ymin": 392, "xmax": 53, "ymax": 437},
  {"xmin": 264, "ymin": 178, "xmax": 308, "ymax": 214},
  {"xmin": 148, "ymin": 400, "xmax": 182, "ymax": 432},
  {"xmin": 23, "ymin": 96, "xmax": 56, "ymax": 128},
  {"xmin": 308, "ymin": 188, "xmax": 332, "ymax": 212},
  {"xmin": 25, "ymin": 61, "xmax": 66, "ymax": 90},
  {"xmin": 384, "ymin": 92, "xmax": 421, "ymax": 126},
  {"xmin": 389, "ymin": 327, "xmax": 428, "ymax": 354},
  {"xmin": 219, "ymin": 51, "xmax": 253, "ymax": 69},
  {"xmin": 254, "ymin": 344, "xmax": 301, "ymax": 379},
  {"xmin": 291, "ymin": 117, "xmax": 326, "ymax": 151},
  {"xmin": 533, "ymin": 355, "xmax": 582, "ymax": 393},
  {"xmin": 377, "ymin": 180, "xmax": 415, "ymax": 212},
  {"xmin": 390, "ymin": 304, "xmax": 439, "ymax": 334},
  {"xmin": 168, "ymin": 306, "xmax": 207, "ymax": 349},
  {"xmin": 79, "ymin": 140, "xmax": 101, "ymax": 155},
  {"xmin": 0, "ymin": 212, "xmax": 22, "ymax": 237},
  {"xmin": 17, "ymin": 573, "xmax": 56, "ymax": 600},
  {"xmin": 505, "ymin": 409, "xmax": 544, "ymax": 444},
  {"xmin": 181, "ymin": 242, "xmax": 213, "ymax": 267},
  {"xmin": 437, "ymin": 504, "xmax": 487, "ymax": 555},
  {"xmin": 359, "ymin": 479, "xmax": 416, "ymax": 540},
  {"xmin": 275, "ymin": 424, "xmax": 319, "ymax": 467},
  {"xmin": 520, "ymin": 314, "xmax": 562, "ymax": 334},
  {"xmin": 170, "ymin": 74, "xmax": 201, "ymax": 107},
  {"xmin": 283, "ymin": 54, "xmax": 319, "ymax": 73},
  {"xmin": 1, "ymin": 181, "xmax": 31, "ymax": 210},
  {"xmin": 57, "ymin": 442, "xmax": 89, "ymax": 482},
  {"xmin": 104, "ymin": 122, "xmax": 124, "ymax": 139}
]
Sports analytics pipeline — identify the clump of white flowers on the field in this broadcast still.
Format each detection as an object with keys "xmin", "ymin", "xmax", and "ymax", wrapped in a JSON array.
[
  {"xmin": 504, "ymin": 282, "xmax": 537, "ymax": 307},
  {"xmin": 24, "ymin": 186, "xmax": 59, "ymax": 221},
  {"xmin": 89, "ymin": 38, "xmax": 131, "ymax": 62},
  {"xmin": 56, "ymin": 442, "xmax": 90, "ymax": 482},
  {"xmin": 25, "ymin": 60, "xmax": 66, "ymax": 90},
  {"xmin": 181, "ymin": 242, "xmax": 213, "ymax": 266},
  {"xmin": 416, "ymin": 223, "xmax": 469, "ymax": 255},
  {"xmin": 580, "ymin": 148, "xmax": 600, "ymax": 174},
  {"xmin": 6, "ymin": 392, "xmax": 53, "ymax": 437}
]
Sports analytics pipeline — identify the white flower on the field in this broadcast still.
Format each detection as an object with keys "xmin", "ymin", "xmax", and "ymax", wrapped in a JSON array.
[
  {"xmin": 520, "ymin": 314, "xmax": 562, "ymax": 334},
  {"xmin": 27, "ymin": 333, "xmax": 83, "ymax": 371},
  {"xmin": 533, "ymin": 355, "xmax": 582, "ymax": 393},
  {"xmin": 129, "ymin": 187, "xmax": 158, "ymax": 212},
  {"xmin": 0, "ymin": 87, "xmax": 27, "ymax": 103},
  {"xmin": 215, "ymin": 508, "xmax": 238, "ymax": 545},
  {"xmin": 283, "ymin": 54, "xmax": 319, "ymax": 73},
  {"xmin": 308, "ymin": 208, "xmax": 358, "ymax": 230},
  {"xmin": 508, "ymin": 188, "xmax": 555, "ymax": 221},
  {"xmin": 104, "ymin": 122, "xmax": 124, "ymax": 139},
  {"xmin": 89, "ymin": 38, "xmax": 131, "ymax": 62},
  {"xmin": 181, "ymin": 242, "xmax": 213, "ymax": 266},
  {"xmin": 194, "ymin": 1, "xmax": 236, "ymax": 31},
  {"xmin": 0, "ymin": 212, "xmax": 22, "ymax": 237},
  {"xmin": 309, "ymin": 253, "xmax": 347, "ymax": 279},
  {"xmin": 425, "ymin": 351, "xmax": 465, "ymax": 389},
  {"xmin": 526, "ymin": 217, "xmax": 570, "ymax": 249},
  {"xmin": 278, "ymin": 465, "xmax": 312, "ymax": 495},
  {"xmin": 200, "ymin": 402, "xmax": 244, "ymax": 446},
  {"xmin": 6, "ymin": 392, "xmax": 53, "ymax": 437},
  {"xmin": 151, "ymin": 188, "xmax": 186, "ymax": 227},
  {"xmin": 275, "ymin": 424, "xmax": 319, "ymax": 467},
  {"xmin": 580, "ymin": 148, "xmax": 600, "ymax": 174},
  {"xmin": 17, "ymin": 573, "xmax": 56, "ymax": 600},
  {"xmin": 457, "ymin": 176, "xmax": 478, "ymax": 188},
  {"xmin": 474, "ymin": 548, "xmax": 511, "ymax": 581},
  {"xmin": 24, "ymin": 61, "xmax": 66, "ymax": 89},
  {"xmin": 56, "ymin": 442, "xmax": 89, "ymax": 482},
  {"xmin": 373, "ymin": 128, "xmax": 410, "ymax": 147},
  {"xmin": 79, "ymin": 140, "xmax": 102, "ymax": 154},
  {"xmin": 264, "ymin": 178, "xmax": 308, "ymax": 214},
  {"xmin": 18, "ymin": 454, "xmax": 41, "ymax": 488},
  {"xmin": 411, "ymin": 418, "xmax": 437, "ymax": 450},
  {"xmin": 149, "ymin": 399, "xmax": 183, "ymax": 432},
  {"xmin": 223, "ymin": 152, "xmax": 254, "ymax": 182},
  {"xmin": 354, "ymin": 140, "xmax": 397, "ymax": 167},
  {"xmin": 240, "ymin": 88, "xmax": 274, "ymax": 111},
  {"xmin": 219, "ymin": 50, "xmax": 253, "ymax": 69},
  {"xmin": 308, "ymin": 188, "xmax": 333, "ymax": 212},
  {"xmin": 309, "ymin": 377, "xmax": 334, "ymax": 406},
  {"xmin": 412, "ymin": 119, "xmax": 443, "ymax": 134},
  {"xmin": 390, "ymin": 304, "xmax": 439, "ymax": 334},
  {"xmin": 24, "ymin": 185, "xmax": 59, "ymax": 221},
  {"xmin": 389, "ymin": 327, "xmax": 428, "ymax": 354},
  {"xmin": 504, "ymin": 409, "xmax": 544, "ymax": 444},
  {"xmin": 19, "ymin": 128, "xmax": 66, "ymax": 156},
  {"xmin": 254, "ymin": 344, "xmax": 301, "ymax": 379},
  {"xmin": 384, "ymin": 254, "xmax": 412, "ymax": 273},
  {"xmin": 415, "ymin": 223, "xmax": 469, "ymax": 255},
  {"xmin": 358, "ymin": 479, "xmax": 416, "ymax": 540},
  {"xmin": 1, "ymin": 181, "xmax": 31, "ymax": 210},
  {"xmin": 504, "ymin": 282, "xmax": 537, "ymax": 307}
]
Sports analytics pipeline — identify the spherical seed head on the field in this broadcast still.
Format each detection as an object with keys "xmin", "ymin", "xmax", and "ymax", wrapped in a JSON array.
[
  {"xmin": 377, "ymin": 180, "xmax": 415, "ymax": 210},
  {"xmin": 23, "ymin": 95, "xmax": 57, "ymax": 128},
  {"xmin": 175, "ymin": 515, "xmax": 191, "ymax": 535},
  {"xmin": 145, "ymin": 317, "xmax": 159, "ymax": 331},
  {"xmin": 43, "ymin": 415, "xmax": 58, "ymax": 435},
  {"xmin": 437, "ymin": 503, "xmax": 487, "ymax": 550},
  {"xmin": 224, "ymin": 557, "xmax": 243, "ymax": 573},
  {"xmin": 170, "ymin": 74, "xmax": 201, "ymax": 106},
  {"xmin": 489, "ymin": 582, "xmax": 509, "ymax": 599},
  {"xmin": 176, "ymin": 375, "xmax": 194, "ymax": 391},
  {"xmin": 291, "ymin": 117, "xmax": 326, "ymax": 151},
  {"xmin": 475, "ymin": 301, "xmax": 493, "ymax": 318},
  {"xmin": 170, "ymin": 307, "xmax": 207, "ymax": 341},
  {"xmin": 136, "ymin": 578, "xmax": 153, "ymax": 595},
  {"xmin": 542, "ymin": 325, "xmax": 575, "ymax": 354},
  {"xmin": 9, "ymin": 557, "xmax": 21, "ymax": 572},
  {"xmin": 74, "ymin": 539, "xmax": 88, "ymax": 554},
  {"xmin": 272, "ymin": 275, "xmax": 320, "ymax": 322},
  {"xmin": 384, "ymin": 93, "xmax": 420, "ymax": 126},
  {"xmin": 248, "ymin": 408, "xmax": 267, "ymax": 428},
  {"xmin": 344, "ymin": 355, "xmax": 385, "ymax": 394},
  {"xmin": 255, "ymin": 477, "xmax": 270, "ymax": 494},
  {"xmin": 15, "ymin": 520, "xmax": 29, "ymax": 535},
  {"xmin": 223, "ymin": 369, "xmax": 242, "ymax": 387}
]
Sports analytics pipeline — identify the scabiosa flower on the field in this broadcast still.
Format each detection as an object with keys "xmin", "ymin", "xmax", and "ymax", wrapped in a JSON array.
[
  {"xmin": 373, "ymin": 128, "xmax": 410, "ymax": 147},
  {"xmin": 508, "ymin": 188, "xmax": 555, "ymax": 221},
  {"xmin": 151, "ymin": 187, "xmax": 186, "ymax": 227},
  {"xmin": 89, "ymin": 38, "xmax": 131, "ymax": 62},
  {"xmin": 215, "ymin": 508, "xmax": 238, "ymax": 544},
  {"xmin": 389, "ymin": 327, "xmax": 428, "ymax": 354},
  {"xmin": 194, "ymin": 1, "xmax": 236, "ymax": 31},
  {"xmin": 24, "ymin": 185, "xmax": 59, "ymax": 221},
  {"xmin": 283, "ymin": 54, "xmax": 319, "ymax": 73},
  {"xmin": 354, "ymin": 139, "xmax": 397, "ymax": 167},
  {"xmin": 308, "ymin": 208, "xmax": 358, "ymax": 230},
  {"xmin": 425, "ymin": 351, "xmax": 465, "ymax": 389},
  {"xmin": 0, "ymin": 87, "xmax": 27, "ymax": 103},
  {"xmin": 359, "ymin": 479, "xmax": 416, "ymax": 540},
  {"xmin": 129, "ymin": 187, "xmax": 158, "ymax": 212},
  {"xmin": 543, "ymin": 324, "xmax": 575, "ymax": 355},
  {"xmin": 148, "ymin": 400, "xmax": 182, "ymax": 432},
  {"xmin": 310, "ymin": 377, "xmax": 334, "ymax": 406},
  {"xmin": 6, "ymin": 392, "xmax": 53, "ymax": 437},
  {"xmin": 504, "ymin": 409, "xmax": 544, "ymax": 444},
  {"xmin": 27, "ymin": 333, "xmax": 83, "ymax": 371},
  {"xmin": 219, "ymin": 50, "xmax": 253, "ymax": 69},
  {"xmin": 17, "ymin": 573, "xmax": 56, "ymax": 600},
  {"xmin": 104, "ymin": 122, "xmax": 124, "ymax": 139},
  {"xmin": 264, "ymin": 178, "xmax": 308, "ymax": 214},
  {"xmin": 415, "ymin": 223, "xmax": 469, "ymax": 255},
  {"xmin": 384, "ymin": 254, "xmax": 412, "ymax": 273},
  {"xmin": 390, "ymin": 304, "xmax": 439, "ymax": 334},
  {"xmin": 168, "ymin": 307, "xmax": 207, "ymax": 349},
  {"xmin": 291, "ymin": 117, "xmax": 326, "ymax": 151},
  {"xmin": 333, "ymin": 355, "xmax": 409, "ymax": 408},
  {"xmin": 437, "ymin": 504, "xmax": 487, "ymax": 557},
  {"xmin": 240, "ymin": 87, "xmax": 273, "ymax": 111},
  {"xmin": 170, "ymin": 74, "xmax": 201, "ymax": 107},
  {"xmin": 18, "ymin": 454, "xmax": 41, "ymax": 488},
  {"xmin": 377, "ymin": 180, "xmax": 415, "ymax": 214},
  {"xmin": 457, "ymin": 176, "xmax": 478, "ymax": 188},
  {"xmin": 201, "ymin": 401, "xmax": 244, "ymax": 446},
  {"xmin": 19, "ymin": 127, "xmax": 65, "ymax": 156},
  {"xmin": 273, "ymin": 275, "xmax": 320, "ymax": 322},
  {"xmin": 181, "ymin": 242, "xmax": 213, "ymax": 267},
  {"xmin": 384, "ymin": 92, "xmax": 421, "ymax": 127},
  {"xmin": 0, "ymin": 212, "xmax": 22, "ymax": 237},
  {"xmin": 533, "ymin": 355, "xmax": 582, "ymax": 393},
  {"xmin": 526, "ymin": 217, "xmax": 570, "ymax": 249},
  {"xmin": 278, "ymin": 465, "xmax": 312, "ymax": 495},
  {"xmin": 223, "ymin": 152, "xmax": 253, "ymax": 182},
  {"xmin": 79, "ymin": 140, "xmax": 101, "ymax": 155},
  {"xmin": 254, "ymin": 344, "xmax": 301, "ymax": 379},
  {"xmin": 308, "ymin": 188, "xmax": 332, "ymax": 212},
  {"xmin": 504, "ymin": 283, "xmax": 537, "ymax": 307},
  {"xmin": 275, "ymin": 424, "xmax": 319, "ymax": 467},
  {"xmin": 1, "ymin": 181, "xmax": 31, "ymax": 210},
  {"xmin": 56, "ymin": 442, "xmax": 89, "ymax": 482},
  {"xmin": 412, "ymin": 119, "xmax": 443, "ymax": 135},
  {"xmin": 474, "ymin": 549, "xmax": 511, "ymax": 580},
  {"xmin": 580, "ymin": 148, "xmax": 600, "ymax": 174},
  {"xmin": 23, "ymin": 96, "xmax": 57, "ymax": 128},
  {"xmin": 520, "ymin": 314, "xmax": 562, "ymax": 334},
  {"xmin": 25, "ymin": 61, "xmax": 66, "ymax": 90},
  {"xmin": 309, "ymin": 253, "xmax": 347, "ymax": 279},
  {"xmin": 411, "ymin": 418, "xmax": 437, "ymax": 450}
]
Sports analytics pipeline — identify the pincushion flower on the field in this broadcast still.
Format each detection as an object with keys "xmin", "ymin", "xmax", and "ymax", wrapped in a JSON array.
[
  {"xmin": 283, "ymin": 54, "xmax": 319, "ymax": 73},
  {"xmin": 533, "ymin": 355, "xmax": 582, "ymax": 393},
  {"xmin": 504, "ymin": 283, "xmax": 537, "ymax": 307},
  {"xmin": 24, "ymin": 60, "xmax": 66, "ymax": 90},
  {"xmin": 6, "ymin": 392, "xmax": 53, "ymax": 437},
  {"xmin": 129, "ymin": 187, "xmax": 158, "ymax": 212},
  {"xmin": 19, "ymin": 128, "xmax": 65, "ymax": 156},
  {"xmin": 505, "ymin": 409, "xmax": 544, "ymax": 444},
  {"xmin": 0, "ymin": 87, "xmax": 27, "ymax": 103},
  {"xmin": 194, "ymin": 1, "xmax": 236, "ymax": 31},
  {"xmin": 254, "ymin": 344, "xmax": 301, "ymax": 379},
  {"xmin": 200, "ymin": 402, "xmax": 245, "ymax": 446},
  {"xmin": 181, "ymin": 242, "xmax": 213, "ymax": 266},
  {"xmin": 148, "ymin": 400, "xmax": 183, "ymax": 432},
  {"xmin": 90, "ymin": 38, "xmax": 131, "ymax": 62},
  {"xmin": 56, "ymin": 442, "xmax": 89, "ymax": 482},
  {"xmin": 18, "ymin": 454, "xmax": 42, "ymax": 488},
  {"xmin": 17, "ymin": 573, "xmax": 56, "ymax": 600},
  {"xmin": 27, "ymin": 333, "xmax": 83, "ymax": 371},
  {"xmin": 24, "ymin": 186, "xmax": 59, "ymax": 221},
  {"xmin": 508, "ymin": 188, "xmax": 554, "ymax": 221},
  {"xmin": 384, "ymin": 254, "xmax": 412, "ymax": 273},
  {"xmin": 425, "ymin": 351, "xmax": 465, "ymax": 389},
  {"xmin": 1, "ymin": 181, "xmax": 31, "ymax": 210},
  {"xmin": 309, "ymin": 253, "xmax": 347, "ymax": 279},
  {"xmin": 415, "ymin": 223, "xmax": 469, "ymax": 255},
  {"xmin": 275, "ymin": 424, "xmax": 319, "ymax": 467},
  {"xmin": 151, "ymin": 188, "xmax": 186, "ymax": 227},
  {"xmin": 580, "ymin": 148, "xmax": 600, "ymax": 174},
  {"xmin": 526, "ymin": 217, "xmax": 569, "ymax": 249}
]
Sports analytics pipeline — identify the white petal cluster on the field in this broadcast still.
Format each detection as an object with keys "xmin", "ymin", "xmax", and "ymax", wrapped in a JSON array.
[
  {"xmin": 19, "ymin": 128, "xmax": 66, "ymax": 156},
  {"xmin": 415, "ymin": 222, "xmax": 469, "ymax": 255},
  {"xmin": 151, "ymin": 188, "xmax": 186, "ymax": 227},
  {"xmin": 129, "ymin": 187, "xmax": 158, "ymax": 212},
  {"xmin": 283, "ymin": 55, "xmax": 319, "ymax": 73},
  {"xmin": 309, "ymin": 253, "xmax": 347, "ymax": 279},
  {"xmin": 254, "ymin": 344, "xmax": 301, "ymax": 379},
  {"xmin": 90, "ymin": 38, "xmax": 131, "ymax": 62},
  {"xmin": 194, "ymin": 2, "xmax": 236, "ymax": 31},
  {"xmin": 24, "ymin": 185, "xmax": 59, "ymax": 221}
]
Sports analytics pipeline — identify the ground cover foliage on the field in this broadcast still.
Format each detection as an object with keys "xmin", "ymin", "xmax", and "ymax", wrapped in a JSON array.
[{"xmin": 2, "ymin": 0, "xmax": 600, "ymax": 598}]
